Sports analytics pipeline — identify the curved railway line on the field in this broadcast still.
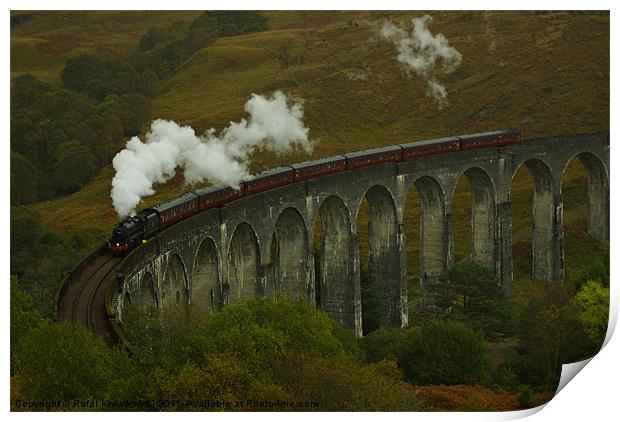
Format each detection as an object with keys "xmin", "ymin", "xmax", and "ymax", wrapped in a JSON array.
[{"xmin": 56, "ymin": 254, "xmax": 122, "ymax": 348}]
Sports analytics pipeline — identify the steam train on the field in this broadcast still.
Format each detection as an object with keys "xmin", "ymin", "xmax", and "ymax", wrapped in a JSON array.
[{"xmin": 109, "ymin": 129, "xmax": 520, "ymax": 255}]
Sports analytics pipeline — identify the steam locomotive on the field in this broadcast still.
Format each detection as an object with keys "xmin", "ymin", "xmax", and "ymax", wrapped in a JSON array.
[{"xmin": 109, "ymin": 129, "xmax": 520, "ymax": 255}]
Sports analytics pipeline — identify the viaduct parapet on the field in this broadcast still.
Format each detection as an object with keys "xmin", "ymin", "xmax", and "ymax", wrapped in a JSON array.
[{"xmin": 113, "ymin": 132, "xmax": 609, "ymax": 337}]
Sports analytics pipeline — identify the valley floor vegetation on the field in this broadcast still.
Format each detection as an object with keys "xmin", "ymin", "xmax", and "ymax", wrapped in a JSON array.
[{"xmin": 11, "ymin": 256, "xmax": 609, "ymax": 411}]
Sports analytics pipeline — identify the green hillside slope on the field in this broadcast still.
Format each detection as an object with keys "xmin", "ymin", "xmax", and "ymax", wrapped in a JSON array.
[{"xmin": 16, "ymin": 11, "xmax": 608, "ymax": 287}]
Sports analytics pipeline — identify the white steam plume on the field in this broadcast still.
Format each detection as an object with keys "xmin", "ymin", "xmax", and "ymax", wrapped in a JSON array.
[
  {"xmin": 379, "ymin": 15, "xmax": 462, "ymax": 107},
  {"xmin": 111, "ymin": 91, "xmax": 311, "ymax": 218}
]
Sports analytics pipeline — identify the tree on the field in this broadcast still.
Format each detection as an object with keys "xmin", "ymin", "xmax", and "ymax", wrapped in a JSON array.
[
  {"xmin": 123, "ymin": 296, "xmax": 422, "ymax": 411},
  {"xmin": 11, "ymin": 74, "xmax": 54, "ymax": 110},
  {"xmin": 10, "ymin": 207, "xmax": 43, "ymax": 276},
  {"xmin": 78, "ymin": 112, "xmax": 124, "ymax": 166},
  {"xmin": 97, "ymin": 94, "xmax": 151, "ymax": 136},
  {"xmin": 10, "ymin": 114, "xmax": 35, "ymax": 156},
  {"xmin": 150, "ymin": 358, "xmax": 249, "ymax": 409},
  {"xmin": 204, "ymin": 11, "xmax": 268, "ymax": 36},
  {"xmin": 32, "ymin": 119, "xmax": 54, "ymax": 170},
  {"xmin": 360, "ymin": 327, "xmax": 403, "ymax": 363},
  {"xmin": 14, "ymin": 323, "xmax": 115, "ymax": 400},
  {"xmin": 574, "ymin": 259, "xmax": 609, "ymax": 290},
  {"xmin": 276, "ymin": 356, "xmax": 423, "ymax": 411},
  {"xmin": 396, "ymin": 319, "xmax": 491, "ymax": 385},
  {"xmin": 516, "ymin": 285, "xmax": 592, "ymax": 388},
  {"xmin": 62, "ymin": 54, "xmax": 145, "ymax": 101},
  {"xmin": 50, "ymin": 89, "xmax": 96, "ymax": 121},
  {"xmin": 139, "ymin": 26, "xmax": 163, "ymax": 51},
  {"xmin": 574, "ymin": 280, "xmax": 609, "ymax": 349},
  {"xmin": 10, "ymin": 276, "xmax": 44, "ymax": 355},
  {"xmin": 135, "ymin": 70, "xmax": 159, "ymax": 97},
  {"xmin": 185, "ymin": 12, "xmax": 221, "ymax": 53},
  {"xmin": 190, "ymin": 296, "xmax": 358, "ymax": 372},
  {"xmin": 435, "ymin": 261, "xmax": 516, "ymax": 339},
  {"xmin": 61, "ymin": 53, "xmax": 105, "ymax": 93},
  {"xmin": 10, "ymin": 152, "xmax": 39, "ymax": 205},
  {"xmin": 52, "ymin": 143, "xmax": 97, "ymax": 194}
]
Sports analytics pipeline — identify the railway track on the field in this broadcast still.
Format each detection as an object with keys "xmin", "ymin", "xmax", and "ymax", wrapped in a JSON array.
[{"xmin": 56, "ymin": 253, "xmax": 122, "ymax": 348}]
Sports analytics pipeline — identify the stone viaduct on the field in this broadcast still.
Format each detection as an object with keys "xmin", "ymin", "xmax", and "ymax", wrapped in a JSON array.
[{"xmin": 113, "ymin": 132, "xmax": 609, "ymax": 337}]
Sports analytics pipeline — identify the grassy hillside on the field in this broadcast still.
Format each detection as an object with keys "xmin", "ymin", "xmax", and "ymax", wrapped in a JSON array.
[
  {"xmin": 10, "ymin": 11, "xmax": 201, "ymax": 84},
  {"xmin": 15, "ymin": 11, "xmax": 608, "ymax": 296},
  {"xmin": 150, "ymin": 11, "xmax": 608, "ymax": 152}
]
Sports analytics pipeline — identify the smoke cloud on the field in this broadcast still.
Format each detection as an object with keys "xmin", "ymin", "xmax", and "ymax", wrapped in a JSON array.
[
  {"xmin": 111, "ymin": 91, "xmax": 311, "ymax": 218},
  {"xmin": 379, "ymin": 15, "xmax": 462, "ymax": 106}
]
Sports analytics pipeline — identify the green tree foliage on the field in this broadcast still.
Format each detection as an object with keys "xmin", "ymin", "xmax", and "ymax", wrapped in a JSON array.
[
  {"xmin": 62, "ymin": 52, "xmax": 159, "ymax": 101},
  {"xmin": 10, "ymin": 152, "xmax": 39, "ymax": 205},
  {"xmin": 574, "ymin": 280, "xmax": 609, "ymax": 348},
  {"xmin": 397, "ymin": 319, "xmax": 492, "ymax": 385},
  {"xmin": 185, "ymin": 13, "xmax": 221, "ymax": 53},
  {"xmin": 435, "ymin": 261, "xmax": 516, "ymax": 339},
  {"xmin": 62, "ymin": 54, "xmax": 119, "ymax": 101},
  {"xmin": 122, "ymin": 296, "xmax": 422, "ymax": 411},
  {"xmin": 139, "ymin": 26, "xmax": 164, "ymax": 51},
  {"xmin": 134, "ymin": 12, "xmax": 268, "ymax": 80},
  {"xmin": 10, "ymin": 207, "xmax": 89, "ymax": 316},
  {"xmin": 14, "ymin": 322, "xmax": 132, "ymax": 401},
  {"xmin": 574, "ymin": 258, "xmax": 609, "ymax": 290},
  {"xmin": 10, "ymin": 113, "xmax": 37, "ymax": 156},
  {"xmin": 150, "ymin": 357, "xmax": 250, "ymax": 408},
  {"xmin": 52, "ymin": 143, "xmax": 97, "ymax": 194},
  {"xmin": 205, "ymin": 11, "xmax": 269, "ymax": 37},
  {"xmin": 185, "ymin": 11, "xmax": 269, "ymax": 54},
  {"xmin": 97, "ymin": 94, "xmax": 152, "ymax": 136},
  {"xmin": 10, "ymin": 276, "xmax": 44, "ymax": 355},
  {"xmin": 11, "ymin": 74, "xmax": 54, "ymax": 109},
  {"xmin": 360, "ymin": 327, "xmax": 403, "ymax": 363},
  {"xmin": 361, "ymin": 320, "xmax": 492, "ymax": 386},
  {"xmin": 515, "ymin": 285, "xmax": 592, "ymax": 389},
  {"xmin": 184, "ymin": 11, "xmax": 268, "ymax": 55},
  {"xmin": 9, "ymin": 74, "xmax": 122, "ymax": 203},
  {"xmin": 135, "ymin": 296, "xmax": 359, "ymax": 373},
  {"xmin": 10, "ymin": 207, "xmax": 43, "ymax": 276},
  {"xmin": 78, "ymin": 112, "xmax": 124, "ymax": 165},
  {"xmin": 276, "ymin": 356, "xmax": 423, "ymax": 411}
]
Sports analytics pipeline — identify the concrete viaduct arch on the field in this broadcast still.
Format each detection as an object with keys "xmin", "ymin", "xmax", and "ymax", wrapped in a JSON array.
[{"xmin": 115, "ymin": 132, "xmax": 609, "ymax": 337}]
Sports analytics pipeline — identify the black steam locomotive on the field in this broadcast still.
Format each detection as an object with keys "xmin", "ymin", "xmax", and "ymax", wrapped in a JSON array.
[{"xmin": 109, "ymin": 129, "xmax": 520, "ymax": 255}]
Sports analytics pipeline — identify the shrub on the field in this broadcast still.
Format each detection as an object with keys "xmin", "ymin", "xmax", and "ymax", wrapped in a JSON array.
[
  {"xmin": 190, "ymin": 296, "xmax": 359, "ymax": 368},
  {"xmin": 574, "ymin": 280, "xmax": 609, "ymax": 349},
  {"xmin": 360, "ymin": 327, "xmax": 402, "ymax": 363},
  {"xmin": 10, "ymin": 153, "xmax": 39, "ymax": 205},
  {"xmin": 516, "ymin": 384, "xmax": 536, "ymax": 409},
  {"xmin": 276, "ymin": 356, "xmax": 423, "ymax": 411},
  {"xmin": 397, "ymin": 319, "xmax": 492, "ymax": 385},
  {"xmin": 10, "ymin": 276, "xmax": 44, "ymax": 356},
  {"xmin": 515, "ymin": 285, "xmax": 592, "ymax": 389},
  {"xmin": 574, "ymin": 258, "xmax": 609, "ymax": 290},
  {"xmin": 14, "ymin": 323, "xmax": 116, "ymax": 400},
  {"xmin": 52, "ymin": 143, "xmax": 97, "ymax": 194},
  {"xmin": 124, "ymin": 296, "xmax": 420, "ymax": 410},
  {"xmin": 435, "ymin": 261, "xmax": 516, "ymax": 339}
]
